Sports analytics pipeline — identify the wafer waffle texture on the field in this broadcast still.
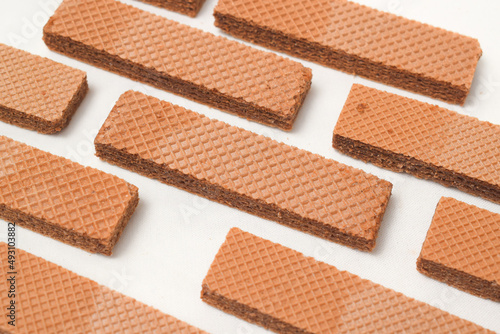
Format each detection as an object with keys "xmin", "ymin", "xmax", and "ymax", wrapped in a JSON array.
[
  {"xmin": 43, "ymin": 0, "xmax": 311, "ymax": 130},
  {"xmin": 0, "ymin": 243, "xmax": 207, "ymax": 333},
  {"xmin": 201, "ymin": 228, "xmax": 493, "ymax": 333},
  {"xmin": 0, "ymin": 43, "xmax": 88, "ymax": 134},
  {"xmin": 0, "ymin": 135, "xmax": 138, "ymax": 255},
  {"xmin": 417, "ymin": 197, "xmax": 500, "ymax": 302},
  {"xmin": 333, "ymin": 84, "xmax": 500, "ymax": 204},
  {"xmin": 214, "ymin": 0, "xmax": 482, "ymax": 105},
  {"xmin": 94, "ymin": 90, "xmax": 392, "ymax": 251},
  {"xmin": 136, "ymin": 0, "xmax": 206, "ymax": 17}
]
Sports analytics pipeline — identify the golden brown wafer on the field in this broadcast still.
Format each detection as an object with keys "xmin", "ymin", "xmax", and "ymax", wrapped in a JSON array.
[
  {"xmin": 0, "ymin": 243, "xmax": 206, "ymax": 333},
  {"xmin": 95, "ymin": 91, "xmax": 392, "ymax": 251},
  {"xmin": 43, "ymin": 0, "xmax": 311, "ymax": 130},
  {"xmin": 418, "ymin": 197, "xmax": 500, "ymax": 302},
  {"xmin": 136, "ymin": 0, "xmax": 205, "ymax": 17},
  {"xmin": 214, "ymin": 0, "xmax": 481, "ymax": 105},
  {"xmin": 202, "ymin": 228, "xmax": 493, "ymax": 333},
  {"xmin": 0, "ymin": 135, "xmax": 138, "ymax": 255}
]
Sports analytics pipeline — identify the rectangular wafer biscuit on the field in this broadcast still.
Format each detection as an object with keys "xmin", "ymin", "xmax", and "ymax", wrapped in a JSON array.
[
  {"xmin": 0, "ymin": 43, "xmax": 87, "ymax": 134},
  {"xmin": 214, "ymin": 0, "xmax": 482, "ymax": 105},
  {"xmin": 0, "ymin": 136, "xmax": 138, "ymax": 255},
  {"xmin": 417, "ymin": 197, "xmax": 500, "ymax": 302},
  {"xmin": 202, "ymin": 228, "xmax": 493, "ymax": 333},
  {"xmin": 43, "ymin": 0, "xmax": 311, "ymax": 131},
  {"xmin": 95, "ymin": 91, "xmax": 392, "ymax": 251},
  {"xmin": 0, "ymin": 243, "xmax": 206, "ymax": 333},
  {"xmin": 333, "ymin": 84, "xmax": 500, "ymax": 204},
  {"xmin": 136, "ymin": 0, "xmax": 205, "ymax": 17}
]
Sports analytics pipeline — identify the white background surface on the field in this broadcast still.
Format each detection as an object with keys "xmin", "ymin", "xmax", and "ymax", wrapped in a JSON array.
[{"xmin": 1, "ymin": 0, "xmax": 500, "ymax": 332}]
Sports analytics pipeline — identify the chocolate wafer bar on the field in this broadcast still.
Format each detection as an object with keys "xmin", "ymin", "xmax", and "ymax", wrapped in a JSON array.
[
  {"xmin": 417, "ymin": 197, "xmax": 500, "ymax": 302},
  {"xmin": 136, "ymin": 0, "xmax": 206, "ymax": 17},
  {"xmin": 95, "ymin": 91, "xmax": 392, "ymax": 251},
  {"xmin": 0, "ymin": 243, "xmax": 206, "ymax": 333},
  {"xmin": 0, "ymin": 136, "xmax": 138, "ymax": 255},
  {"xmin": 214, "ymin": 0, "xmax": 482, "ymax": 105},
  {"xmin": 43, "ymin": 0, "xmax": 311, "ymax": 131},
  {"xmin": 202, "ymin": 228, "xmax": 492, "ymax": 333},
  {"xmin": 0, "ymin": 43, "xmax": 87, "ymax": 134},
  {"xmin": 333, "ymin": 84, "xmax": 500, "ymax": 204}
]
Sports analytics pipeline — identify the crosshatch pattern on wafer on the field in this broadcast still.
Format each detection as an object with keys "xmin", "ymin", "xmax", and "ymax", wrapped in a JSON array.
[
  {"xmin": 420, "ymin": 198, "xmax": 500, "ymax": 283},
  {"xmin": 0, "ymin": 136, "xmax": 138, "ymax": 254},
  {"xmin": 202, "ymin": 228, "xmax": 493, "ymax": 333},
  {"xmin": 0, "ymin": 44, "xmax": 86, "ymax": 122},
  {"xmin": 43, "ymin": 0, "xmax": 311, "ymax": 129},
  {"xmin": 136, "ymin": 0, "xmax": 206, "ymax": 17},
  {"xmin": 417, "ymin": 197, "xmax": 500, "ymax": 301},
  {"xmin": 214, "ymin": 0, "xmax": 481, "ymax": 104},
  {"xmin": 95, "ymin": 91, "xmax": 392, "ymax": 250},
  {"xmin": 0, "ymin": 43, "xmax": 87, "ymax": 133},
  {"xmin": 0, "ymin": 243, "xmax": 207, "ymax": 333},
  {"xmin": 215, "ymin": 0, "xmax": 480, "ymax": 89},
  {"xmin": 333, "ymin": 84, "xmax": 500, "ymax": 203}
]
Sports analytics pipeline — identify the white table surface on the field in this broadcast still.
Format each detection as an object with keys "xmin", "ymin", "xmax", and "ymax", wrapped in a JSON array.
[{"xmin": 1, "ymin": 0, "xmax": 499, "ymax": 332}]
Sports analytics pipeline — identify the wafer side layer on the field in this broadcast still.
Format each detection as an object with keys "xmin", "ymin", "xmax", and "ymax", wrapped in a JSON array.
[
  {"xmin": 0, "ymin": 136, "xmax": 138, "ymax": 255},
  {"xmin": 43, "ymin": 0, "xmax": 311, "ymax": 131},
  {"xmin": 214, "ymin": 0, "xmax": 481, "ymax": 105},
  {"xmin": 136, "ymin": 0, "xmax": 206, "ymax": 17},
  {"xmin": 95, "ymin": 91, "xmax": 392, "ymax": 251},
  {"xmin": 0, "ymin": 43, "xmax": 87, "ymax": 134},
  {"xmin": 333, "ymin": 84, "xmax": 500, "ymax": 204},
  {"xmin": 201, "ymin": 228, "xmax": 492, "ymax": 333},
  {"xmin": 0, "ymin": 243, "xmax": 206, "ymax": 333},
  {"xmin": 417, "ymin": 197, "xmax": 500, "ymax": 302}
]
